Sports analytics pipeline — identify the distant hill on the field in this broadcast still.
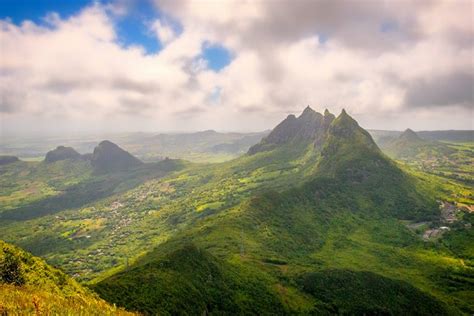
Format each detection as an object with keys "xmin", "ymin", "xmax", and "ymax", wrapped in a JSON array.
[
  {"xmin": 418, "ymin": 130, "xmax": 474, "ymax": 143},
  {"xmin": 0, "ymin": 155, "xmax": 19, "ymax": 165},
  {"xmin": 44, "ymin": 146, "xmax": 82, "ymax": 163},
  {"xmin": 383, "ymin": 129, "xmax": 455, "ymax": 160},
  {"xmin": 91, "ymin": 140, "xmax": 143, "ymax": 173},
  {"xmin": 0, "ymin": 131, "xmax": 268, "ymax": 163},
  {"xmin": 0, "ymin": 155, "xmax": 185, "ymax": 220},
  {"xmin": 369, "ymin": 129, "xmax": 474, "ymax": 147},
  {"xmin": 0, "ymin": 240, "xmax": 135, "ymax": 315}
]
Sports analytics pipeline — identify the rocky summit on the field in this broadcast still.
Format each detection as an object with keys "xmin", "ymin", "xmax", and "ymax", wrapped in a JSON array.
[
  {"xmin": 91, "ymin": 140, "xmax": 143, "ymax": 173},
  {"xmin": 248, "ymin": 106, "xmax": 337, "ymax": 154}
]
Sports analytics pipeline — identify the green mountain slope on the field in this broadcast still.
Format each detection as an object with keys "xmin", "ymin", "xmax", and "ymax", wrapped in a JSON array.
[
  {"xmin": 0, "ymin": 240, "xmax": 135, "ymax": 315},
  {"xmin": 300, "ymin": 269, "xmax": 449, "ymax": 315},
  {"xmin": 1, "ymin": 108, "xmax": 471, "ymax": 314},
  {"xmin": 94, "ymin": 244, "xmax": 285, "ymax": 315},
  {"xmin": 92, "ymin": 108, "xmax": 470, "ymax": 315},
  {"xmin": 0, "ymin": 155, "xmax": 185, "ymax": 220}
]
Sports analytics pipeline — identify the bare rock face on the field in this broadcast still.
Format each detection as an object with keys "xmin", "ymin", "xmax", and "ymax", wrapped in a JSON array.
[
  {"xmin": 45, "ymin": 146, "xmax": 81, "ymax": 163},
  {"xmin": 91, "ymin": 140, "xmax": 142, "ymax": 173},
  {"xmin": 248, "ymin": 106, "xmax": 335, "ymax": 154}
]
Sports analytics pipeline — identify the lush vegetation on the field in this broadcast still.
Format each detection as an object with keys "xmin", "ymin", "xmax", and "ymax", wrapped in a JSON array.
[
  {"xmin": 381, "ymin": 130, "xmax": 474, "ymax": 186},
  {"xmin": 0, "ymin": 109, "xmax": 472, "ymax": 315},
  {"xmin": 0, "ymin": 240, "xmax": 135, "ymax": 315},
  {"xmin": 94, "ymin": 244, "xmax": 285, "ymax": 315},
  {"xmin": 92, "ymin": 110, "xmax": 472, "ymax": 314},
  {"xmin": 300, "ymin": 269, "xmax": 450, "ymax": 315},
  {"xmin": 0, "ymin": 158, "xmax": 185, "ymax": 220}
]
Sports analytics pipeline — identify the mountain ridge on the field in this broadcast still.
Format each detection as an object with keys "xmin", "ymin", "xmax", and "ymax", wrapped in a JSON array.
[
  {"xmin": 248, "ymin": 106, "xmax": 337, "ymax": 154},
  {"xmin": 92, "ymin": 106, "xmax": 457, "ymax": 314}
]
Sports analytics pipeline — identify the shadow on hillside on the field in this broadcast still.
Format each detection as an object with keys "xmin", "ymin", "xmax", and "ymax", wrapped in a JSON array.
[{"xmin": 0, "ymin": 160, "xmax": 184, "ymax": 220}]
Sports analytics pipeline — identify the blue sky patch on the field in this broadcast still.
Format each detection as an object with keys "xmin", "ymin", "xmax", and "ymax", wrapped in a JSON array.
[
  {"xmin": 0, "ymin": 0, "xmax": 183, "ymax": 56},
  {"xmin": 0, "ymin": 0, "xmax": 94, "ymax": 25},
  {"xmin": 202, "ymin": 43, "xmax": 233, "ymax": 71},
  {"xmin": 114, "ymin": 1, "xmax": 162, "ymax": 55}
]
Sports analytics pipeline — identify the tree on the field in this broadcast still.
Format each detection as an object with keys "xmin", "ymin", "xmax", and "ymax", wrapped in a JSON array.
[{"xmin": 0, "ymin": 248, "xmax": 25, "ymax": 285}]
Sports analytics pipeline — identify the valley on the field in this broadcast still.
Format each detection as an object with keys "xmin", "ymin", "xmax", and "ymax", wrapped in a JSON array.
[
  {"xmin": 1, "ymin": 108, "xmax": 473, "ymax": 314},
  {"xmin": 2, "ymin": 1, "xmax": 472, "ymax": 314}
]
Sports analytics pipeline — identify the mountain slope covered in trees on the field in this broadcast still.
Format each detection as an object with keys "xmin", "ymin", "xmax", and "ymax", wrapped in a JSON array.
[
  {"xmin": 92, "ymin": 108, "xmax": 472, "ymax": 315},
  {"xmin": 1, "ymin": 108, "xmax": 472, "ymax": 315}
]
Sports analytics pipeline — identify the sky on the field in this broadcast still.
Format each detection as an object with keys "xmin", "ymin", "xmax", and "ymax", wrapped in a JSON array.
[{"xmin": 0, "ymin": 0, "xmax": 473, "ymax": 136}]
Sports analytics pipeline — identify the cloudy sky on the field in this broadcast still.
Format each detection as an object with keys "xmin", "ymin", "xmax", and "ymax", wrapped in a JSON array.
[{"xmin": 0, "ymin": 0, "xmax": 472, "ymax": 135}]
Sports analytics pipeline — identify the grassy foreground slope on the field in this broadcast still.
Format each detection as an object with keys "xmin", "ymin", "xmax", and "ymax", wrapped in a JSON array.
[
  {"xmin": 0, "ymin": 240, "xmax": 135, "ymax": 315},
  {"xmin": 94, "ymin": 109, "xmax": 472, "ymax": 315}
]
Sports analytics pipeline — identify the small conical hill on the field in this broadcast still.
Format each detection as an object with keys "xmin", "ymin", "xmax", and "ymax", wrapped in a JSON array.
[{"xmin": 91, "ymin": 140, "xmax": 142, "ymax": 173}]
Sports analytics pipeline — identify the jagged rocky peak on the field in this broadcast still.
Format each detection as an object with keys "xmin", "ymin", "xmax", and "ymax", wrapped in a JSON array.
[
  {"xmin": 330, "ymin": 108, "xmax": 360, "ymax": 132},
  {"xmin": 299, "ymin": 105, "xmax": 322, "ymax": 121},
  {"xmin": 325, "ymin": 109, "xmax": 379, "ymax": 151},
  {"xmin": 91, "ymin": 140, "xmax": 142, "ymax": 173},
  {"xmin": 44, "ymin": 145, "xmax": 81, "ymax": 163},
  {"xmin": 248, "ymin": 106, "xmax": 335, "ymax": 154},
  {"xmin": 323, "ymin": 108, "xmax": 336, "ymax": 125}
]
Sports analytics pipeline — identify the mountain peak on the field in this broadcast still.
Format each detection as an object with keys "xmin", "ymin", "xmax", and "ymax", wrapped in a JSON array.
[
  {"xmin": 339, "ymin": 108, "xmax": 350, "ymax": 118},
  {"xmin": 323, "ymin": 109, "xmax": 378, "ymax": 154},
  {"xmin": 301, "ymin": 105, "xmax": 315, "ymax": 115},
  {"xmin": 299, "ymin": 106, "xmax": 322, "ymax": 121},
  {"xmin": 323, "ymin": 109, "xmax": 335, "ymax": 124},
  {"xmin": 92, "ymin": 140, "xmax": 142, "ymax": 173},
  {"xmin": 248, "ymin": 106, "xmax": 335, "ymax": 154},
  {"xmin": 45, "ymin": 145, "xmax": 81, "ymax": 163},
  {"xmin": 400, "ymin": 128, "xmax": 421, "ymax": 141},
  {"xmin": 97, "ymin": 140, "xmax": 117, "ymax": 148},
  {"xmin": 332, "ymin": 109, "xmax": 359, "ymax": 130}
]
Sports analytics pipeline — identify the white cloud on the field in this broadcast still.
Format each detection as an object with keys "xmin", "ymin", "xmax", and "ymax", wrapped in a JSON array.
[
  {"xmin": 150, "ymin": 19, "xmax": 176, "ymax": 45},
  {"xmin": 0, "ymin": 0, "xmax": 473, "ymax": 135}
]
